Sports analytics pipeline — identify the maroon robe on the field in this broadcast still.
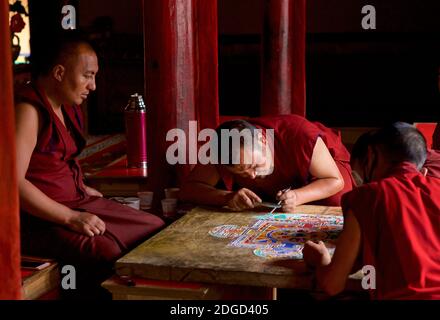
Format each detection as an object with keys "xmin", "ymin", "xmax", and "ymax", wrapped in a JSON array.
[
  {"xmin": 217, "ymin": 115, "xmax": 353, "ymax": 206},
  {"xmin": 424, "ymin": 149, "xmax": 440, "ymax": 179},
  {"xmin": 433, "ymin": 123, "xmax": 440, "ymax": 150},
  {"xmin": 342, "ymin": 162, "xmax": 440, "ymax": 299},
  {"xmin": 17, "ymin": 84, "xmax": 164, "ymax": 297}
]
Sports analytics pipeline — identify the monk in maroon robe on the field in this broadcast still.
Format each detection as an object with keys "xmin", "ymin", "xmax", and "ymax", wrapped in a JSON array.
[
  {"xmin": 15, "ymin": 34, "xmax": 164, "ymax": 299},
  {"xmin": 180, "ymin": 115, "xmax": 353, "ymax": 211},
  {"xmin": 304, "ymin": 123, "xmax": 440, "ymax": 299}
]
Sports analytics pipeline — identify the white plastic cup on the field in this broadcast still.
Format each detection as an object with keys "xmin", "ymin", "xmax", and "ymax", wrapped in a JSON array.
[
  {"xmin": 123, "ymin": 197, "xmax": 140, "ymax": 210},
  {"xmin": 164, "ymin": 187, "xmax": 180, "ymax": 199},
  {"xmin": 137, "ymin": 191, "xmax": 154, "ymax": 210},
  {"xmin": 161, "ymin": 198, "xmax": 178, "ymax": 217}
]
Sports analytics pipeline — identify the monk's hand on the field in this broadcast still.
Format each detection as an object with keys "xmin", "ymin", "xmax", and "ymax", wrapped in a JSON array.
[
  {"xmin": 67, "ymin": 210, "xmax": 106, "ymax": 237},
  {"xmin": 303, "ymin": 240, "xmax": 331, "ymax": 268},
  {"xmin": 276, "ymin": 189, "xmax": 298, "ymax": 212},
  {"xmin": 84, "ymin": 185, "xmax": 103, "ymax": 197},
  {"xmin": 227, "ymin": 188, "xmax": 262, "ymax": 211}
]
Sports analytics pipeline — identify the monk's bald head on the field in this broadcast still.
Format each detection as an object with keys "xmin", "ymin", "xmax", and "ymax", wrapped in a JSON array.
[
  {"xmin": 32, "ymin": 31, "xmax": 97, "ymax": 78},
  {"xmin": 352, "ymin": 122, "xmax": 427, "ymax": 171}
]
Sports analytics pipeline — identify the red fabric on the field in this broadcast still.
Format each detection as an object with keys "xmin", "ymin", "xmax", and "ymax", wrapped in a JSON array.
[
  {"xmin": 433, "ymin": 123, "xmax": 440, "ymax": 150},
  {"xmin": 424, "ymin": 149, "xmax": 440, "ymax": 179},
  {"xmin": 217, "ymin": 115, "xmax": 353, "ymax": 206},
  {"xmin": 342, "ymin": 162, "xmax": 440, "ymax": 300},
  {"xmin": 16, "ymin": 83, "xmax": 88, "ymax": 203},
  {"xmin": 0, "ymin": 0, "xmax": 21, "ymax": 300},
  {"xmin": 17, "ymin": 84, "xmax": 164, "ymax": 295}
]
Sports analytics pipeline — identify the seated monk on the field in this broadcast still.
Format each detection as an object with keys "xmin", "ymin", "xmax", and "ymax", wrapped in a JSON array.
[
  {"xmin": 15, "ymin": 32, "xmax": 164, "ymax": 299},
  {"xmin": 303, "ymin": 122, "xmax": 440, "ymax": 299},
  {"xmin": 179, "ymin": 115, "xmax": 353, "ymax": 211}
]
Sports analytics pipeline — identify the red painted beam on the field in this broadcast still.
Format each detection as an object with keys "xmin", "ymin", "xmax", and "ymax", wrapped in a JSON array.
[
  {"xmin": 143, "ymin": 0, "xmax": 218, "ymax": 203},
  {"xmin": 0, "ymin": 0, "xmax": 21, "ymax": 299},
  {"xmin": 261, "ymin": 0, "xmax": 306, "ymax": 116}
]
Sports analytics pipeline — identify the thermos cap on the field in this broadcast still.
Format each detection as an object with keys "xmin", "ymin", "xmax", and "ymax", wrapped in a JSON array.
[{"xmin": 125, "ymin": 93, "xmax": 146, "ymax": 112}]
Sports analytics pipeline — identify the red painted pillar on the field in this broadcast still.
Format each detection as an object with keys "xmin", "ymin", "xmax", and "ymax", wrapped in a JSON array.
[
  {"xmin": 143, "ymin": 0, "xmax": 218, "ymax": 199},
  {"xmin": 0, "ymin": 0, "xmax": 22, "ymax": 299},
  {"xmin": 261, "ymin": 0, "xmax": 306, "ymax": 116}
]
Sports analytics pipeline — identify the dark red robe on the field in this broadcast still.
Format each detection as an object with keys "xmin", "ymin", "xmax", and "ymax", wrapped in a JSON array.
[
  {"xmin": 17, "ymin": 84, "xmax": 164, "ymax": 298},
  {"xmin": 433, "ymin": 123, "xmax": 440, "ymax": 150},
  {"xmin": 424, "ymin": 149, "xmax": 440, "ymax": 179},
  {"xmin": 342, "ymin": 162, "xmax": 440, "ymax": 299},
  {"xmin": 217, "ymin": 115, "xmax": 353, "ymax": 206}
]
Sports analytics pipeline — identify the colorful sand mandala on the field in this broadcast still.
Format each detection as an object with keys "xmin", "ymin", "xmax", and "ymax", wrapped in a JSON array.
[
  {"xmin": 229, "ymin": 213, "xmax": 343, "ymax": 259},
  {"xmin": 209, "ymin": 214, "xmax": 343, "ymax": 259},
  {"xmin": 253, "ymin": 243, "xmax": 336, "ymax": 260},
  {"xmin": 208, "ymin": 225, "xmax": 249, "ymax": 239}
]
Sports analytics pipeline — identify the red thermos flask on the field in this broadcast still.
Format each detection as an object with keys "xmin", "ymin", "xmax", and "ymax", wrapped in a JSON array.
[{"xmin": 124, "ymin": 93, "xmax": 147, "ymax": 168}]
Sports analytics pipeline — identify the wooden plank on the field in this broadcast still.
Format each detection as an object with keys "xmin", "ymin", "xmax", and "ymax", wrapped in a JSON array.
[
  {"xmin": 115, "ymin": 205, "xmax": 342, "ymax": 290},
  {"xmin": 102, "ymin": 275, "xmax": 275, "ymax": 300},
  {"xmin": 22, "ymin": 263, "xmax": 60, "ymax": 300}
]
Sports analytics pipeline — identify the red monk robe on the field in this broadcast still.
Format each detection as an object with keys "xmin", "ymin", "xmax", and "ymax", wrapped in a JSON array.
[
  {"xmin": 17, "ymin": 84, "xmax": 164, "ymax": 297},
  {"xmin": 424, "ymin": 149, "xmax": 440, "ymax": 179},
  {"xmin": 342, "ymin": 162, "xmax": 440, "ymax": 299},
  {"xmin": 217, "ymin": 115, "xmax": 353, "ymax": 206},
  {"xmin": 433, "ymin": 123, "xmax": 440, "ymax": 150}
]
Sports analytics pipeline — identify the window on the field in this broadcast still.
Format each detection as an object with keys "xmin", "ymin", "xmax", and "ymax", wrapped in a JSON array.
[{"xmin": 9, "ymin": 0, "xmax": 30, "ymax": 64}]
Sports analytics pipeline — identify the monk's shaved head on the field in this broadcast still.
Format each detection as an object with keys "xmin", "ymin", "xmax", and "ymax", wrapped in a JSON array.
[
  {"xmin": 352, "ymin": 122, "xmax": 427, "ymax": 170},
  {"xmin": 32, "ymin": 31, "xmax": 96, "ymax": 78}
]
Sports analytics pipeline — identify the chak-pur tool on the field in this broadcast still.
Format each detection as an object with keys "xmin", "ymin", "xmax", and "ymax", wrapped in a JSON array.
[{"xmin": 268, "ymin": 187, "xmax": 291, "ymax": 214}]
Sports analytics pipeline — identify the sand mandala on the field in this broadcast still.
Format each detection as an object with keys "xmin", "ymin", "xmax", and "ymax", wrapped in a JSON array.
[
  {"xmin": 208, "ymin": 213, "xmax": 343, "ymax": 260},
  {"xmin": 208, "ymin": 224, "xmax": 249, "ymax": 239}
]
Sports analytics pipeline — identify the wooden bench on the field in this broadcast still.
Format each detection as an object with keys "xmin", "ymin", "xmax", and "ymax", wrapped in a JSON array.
[{"xmin": 21, "ymin": 260, "xmax": 60, "ymax": 300}]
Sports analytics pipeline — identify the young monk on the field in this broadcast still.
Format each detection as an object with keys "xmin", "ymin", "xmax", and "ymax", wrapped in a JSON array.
[
  {"xmin": 303, "ymin": 122, "xmax": 440, "ymax": 299},
  {"xmin": 180, "ymin": 115, "xmax": 353, "ymax": 211},
  {"xmin": 15, "ymin": 32, "xmax": 164, "ymax": 299}
]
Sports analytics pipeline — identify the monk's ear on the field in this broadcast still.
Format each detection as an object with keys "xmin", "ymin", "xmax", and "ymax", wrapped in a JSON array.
[
  {"xmin": 421, "ymin": 167, "xmax": 428, "ymax": 177},
  {"xmin": 52, "ymin": 64, "xmax": 65, "ymax": 82}
]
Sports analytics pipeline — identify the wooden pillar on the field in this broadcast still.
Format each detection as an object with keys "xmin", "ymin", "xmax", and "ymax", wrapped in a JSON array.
[
  {"xmin": 261, "ymin": 0, "xmax": 306, "ymax": 116},
  {"xmin": 143, "ymin": 0, "xmax": 218, "ymax": 201},
  {"xmin": 0, "ymin": 0, "xmax": 21, "ymax": 299}
]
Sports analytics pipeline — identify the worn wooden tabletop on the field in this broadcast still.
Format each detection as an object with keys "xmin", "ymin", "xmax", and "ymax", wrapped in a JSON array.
[{"xmin": 115, "ymin": 205, "xmax": 342, "ymax": 289}]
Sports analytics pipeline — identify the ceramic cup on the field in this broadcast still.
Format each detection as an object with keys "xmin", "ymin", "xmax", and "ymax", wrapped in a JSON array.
[
  {"xmin": 137, "ymin": 191, "xmax": 154, "ymax": 210},
  {"xmin": 164, "ymin": 187, "xmax": 180, "ymax": 199},
  {"xmin": 161, "ymin": 198, "xmax": 178, "ymax": 218}
]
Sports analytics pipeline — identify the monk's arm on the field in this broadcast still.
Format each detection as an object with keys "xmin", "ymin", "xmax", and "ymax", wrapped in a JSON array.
[
  {"xmin": 179, "ymin": 164, "xmax": 233, "ymax": 206},
  {"xmin": 15, "ymin": 103, "xmax": 104, "ymax": 235},
  {"xmin": 308, "ymin": 211, "xmax": 361, "ymax": 296},
  {"xmin": 293, "ymin": 137, "xmax": 344, "ymax": 205}
]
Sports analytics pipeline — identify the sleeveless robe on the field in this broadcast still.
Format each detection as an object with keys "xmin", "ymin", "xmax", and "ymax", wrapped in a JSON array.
[
  {"xmin": 217, "ymin": 115, "xmax": 353, "ymax": 206},
  {"xmin": 342, "ymin": 162, "xmax": 440, "ymax": 299},
  {"xmin": 17, "ymin": 83, "xmax": 164, "ymax": 298}
]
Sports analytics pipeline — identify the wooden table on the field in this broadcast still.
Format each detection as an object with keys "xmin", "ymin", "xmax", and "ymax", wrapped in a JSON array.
[{"xmin": 104, "ymin": 205, "xmax": 343, "ymax": 300}]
